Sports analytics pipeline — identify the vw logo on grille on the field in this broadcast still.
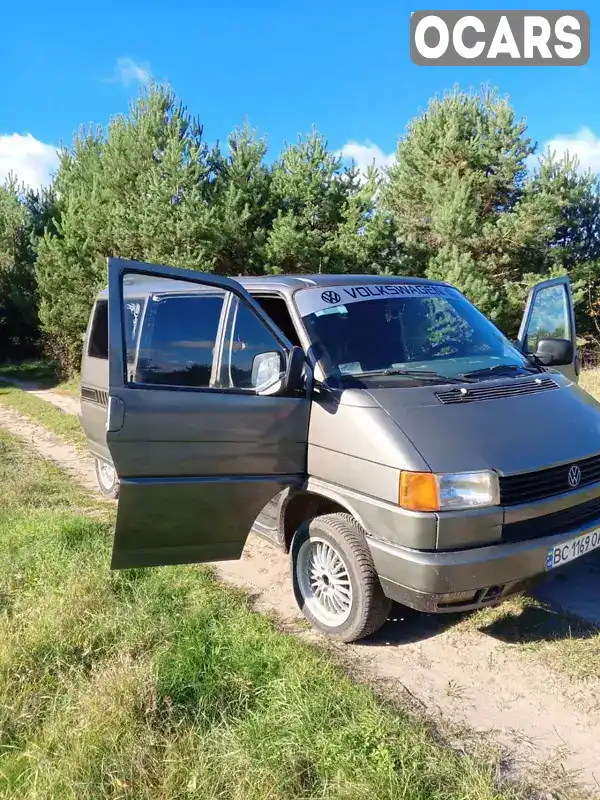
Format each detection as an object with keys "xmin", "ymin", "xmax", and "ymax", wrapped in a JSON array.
[
  {"xmin": 568, "ymin": 465, "xmax": 582, "ymax": 488},
  {"xmin": 321, "ymin": 290, "xmax": 341, "ymax": 305}
]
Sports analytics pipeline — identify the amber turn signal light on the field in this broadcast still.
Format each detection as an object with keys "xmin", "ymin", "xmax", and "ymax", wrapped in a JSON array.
[{"xmin": 398, "ymin": 471, "xmax": 440, "ymax": 512}]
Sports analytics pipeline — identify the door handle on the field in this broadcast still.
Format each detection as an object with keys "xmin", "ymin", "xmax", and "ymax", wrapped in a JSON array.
[{"xmin": 106, "ymin": 396, "xmax": 125, "ymax": 432}]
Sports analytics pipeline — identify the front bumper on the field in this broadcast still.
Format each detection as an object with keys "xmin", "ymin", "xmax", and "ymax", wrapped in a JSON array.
[{"xmin": 368, "ymin": 517, "xmax": 600, "ymax": 613}]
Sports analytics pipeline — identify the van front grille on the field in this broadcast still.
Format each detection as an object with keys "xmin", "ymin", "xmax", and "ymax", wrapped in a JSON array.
[
  {"xmin": 502, "ymin": 496, "xmax": 600, "ymax": 543},
  {"xmin": 500, "ymin": 453, "xmax": 600, "ymax": 506},
  {"xmin": 436, "ymin": 377, "xmax": 559, "ymax": 405}
]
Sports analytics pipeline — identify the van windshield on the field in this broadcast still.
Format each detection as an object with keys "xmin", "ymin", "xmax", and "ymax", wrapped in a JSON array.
[{"xmin": 296, "ymin": 283, "xmax": 531, "ymax": 384}]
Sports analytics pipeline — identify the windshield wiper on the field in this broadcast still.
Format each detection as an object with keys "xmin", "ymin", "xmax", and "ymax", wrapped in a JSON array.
[
  {"xmin": 456, "ymin": 363, "xmax": 541, "ymax": 380},
  {"xmin": 347, "ymin": 369, "xmax": 469, "ymax": 384}
]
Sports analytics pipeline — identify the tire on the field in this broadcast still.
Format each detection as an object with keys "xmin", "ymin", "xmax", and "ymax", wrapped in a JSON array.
[
  {"xmin": 291, "ymin": 513, "xmax": 392, "ymax": 643},
  {"xmin": 94, "ymin": 457, "xmax": 120, "ymax": 499}
]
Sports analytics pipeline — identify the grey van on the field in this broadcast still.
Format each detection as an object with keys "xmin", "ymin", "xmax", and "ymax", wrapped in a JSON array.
[{"xmin": 80, "ymin": 256, "xmax": 599, "ymax": 642}]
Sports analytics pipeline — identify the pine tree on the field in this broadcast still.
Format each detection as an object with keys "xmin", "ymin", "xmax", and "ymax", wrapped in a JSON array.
[
  {"xmin": 382, "ymin": 86, "xmax": 534, "ymax": 328},
  {"xmin": 208, "ymin": 124, "xmax": 275, "ymax": 275},
  {"xmin": 382, "ymin": 85, "xmax": 600, "ymax": 336},
  {"xmin": 0, "ymin": 177, "xmax": 41, "ymax": 359}
]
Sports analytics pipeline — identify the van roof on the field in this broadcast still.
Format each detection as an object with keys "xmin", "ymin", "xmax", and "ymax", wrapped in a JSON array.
[{"xmin": 96, "ymin": 273, "xmax": 451, "ymax": 300}]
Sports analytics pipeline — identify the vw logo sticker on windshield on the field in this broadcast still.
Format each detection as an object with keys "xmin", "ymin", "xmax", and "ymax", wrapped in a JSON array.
[
  {"xmin": 321, "ymin": 290, "xmax": 341, "ymax": 305},
  {"xmin": 568, "ymin": 465, "xmax": 582, "ymax": 488}
]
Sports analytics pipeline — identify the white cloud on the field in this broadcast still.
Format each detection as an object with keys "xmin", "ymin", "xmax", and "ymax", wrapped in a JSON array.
[
  {"xmin": 0, "ymin": 133, "xmax": 59, "ymax": 191},
  {"xmin": 114, "ymin": 56, "xmax": 152, "ymax": 86},
  {"xmin": 540, "ymin": 126, "xmax": 600, "ymax": 174},
  {"xmin": 336, "ymin": 140, "xmax": 396, "ymax": 178}
]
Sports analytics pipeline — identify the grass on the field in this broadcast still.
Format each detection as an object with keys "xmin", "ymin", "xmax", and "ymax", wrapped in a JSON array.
[
  {"xmin": 579, "ymin": 367, "xmax": 600, "ymax": 398},
  {"xmin": 0, "ymin": 385, "xmax": 85, "ymax": 449},
  {"xmin": 0, "ymin": 428, "xmax": 521, "ymax": 800},
  {"xmin": 0, "ymin": 360, "xmax": 79, "ymax": 396},
  {"xmin": 461, "ymin": 596, "xmax": 600, "ymax": 683},
  {"xmin": 0, "ymin": 359, "xmax": 59, "ymax": 386}
]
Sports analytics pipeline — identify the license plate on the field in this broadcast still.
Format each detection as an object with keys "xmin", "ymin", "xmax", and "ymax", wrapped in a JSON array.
[{"xmin": 546, "ymin": 528, "xmax": 600, "ymax": 570}]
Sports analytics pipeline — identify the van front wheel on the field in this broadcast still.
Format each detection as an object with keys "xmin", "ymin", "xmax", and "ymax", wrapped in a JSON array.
[
  {"xmin": 291, "ymin": 513, "xmax": 391, "ymax": 643},
  {"xmin": 94, "ymin": 458, "xmax": 120, "ymax": 499}
]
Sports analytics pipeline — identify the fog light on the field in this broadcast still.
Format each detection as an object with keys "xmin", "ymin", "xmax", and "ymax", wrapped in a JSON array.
[{"xmin": 439, "ymin": 590, "xmax": 477, "ymax": 605}]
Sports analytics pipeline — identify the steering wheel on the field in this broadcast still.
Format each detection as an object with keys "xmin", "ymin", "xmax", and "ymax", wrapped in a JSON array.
[{"xmin": 425, "ymin": 339, "xmax": 465, "ymax": 358}]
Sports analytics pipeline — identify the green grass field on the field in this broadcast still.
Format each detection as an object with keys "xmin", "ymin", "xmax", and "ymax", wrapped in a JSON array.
[{"xmin": 0, "ymin": 428, "xmax": 518, "ymax": 800}]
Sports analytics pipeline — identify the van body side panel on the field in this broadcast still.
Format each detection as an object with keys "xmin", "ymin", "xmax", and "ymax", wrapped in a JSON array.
[
  {"xmin": 304, "ymin": 477, "xmax": 438, "ymax": 550},
  {"xmin": 80, "ymin": 358, "xmax": 110, "ymax": 462},
  {"xmin": 305, "ymin": 400, "xmax": 436, "ymax": 549},
  {"xmin": 307, "ymin": 396, "xmax": 430, "ymax": 482}
]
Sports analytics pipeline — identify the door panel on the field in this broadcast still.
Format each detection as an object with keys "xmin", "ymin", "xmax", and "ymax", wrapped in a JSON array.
[
  {"xmin": 112, "ymin": 477, "xmax": 296, "ymax": 568},
  {"xmin": 107, "ymin": 257, "xmax": 310, "ymax": 569},
  {"xmin": 517, "ymin": 276, "xmax": 579, "ymax": 381}
]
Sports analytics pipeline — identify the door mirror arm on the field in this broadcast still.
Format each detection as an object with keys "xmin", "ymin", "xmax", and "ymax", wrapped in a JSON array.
[{"xmin": 524, "ymin": 351, "xmax": 545, "ymax": 370}]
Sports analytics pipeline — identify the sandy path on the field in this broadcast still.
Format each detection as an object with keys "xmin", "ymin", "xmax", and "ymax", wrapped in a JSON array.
[{"xmin": 1, "ymin": 398, "xmax": 600, "ymax": 796}]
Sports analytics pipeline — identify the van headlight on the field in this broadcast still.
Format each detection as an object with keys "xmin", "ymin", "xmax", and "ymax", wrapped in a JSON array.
[{"xmin": 398, "ymin": 470, "xmax": 499, "ymax": 512}]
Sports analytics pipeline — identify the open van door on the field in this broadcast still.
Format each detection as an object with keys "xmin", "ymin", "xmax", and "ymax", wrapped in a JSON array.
[
  {"xmin": 517, "ymin": 276, "xmax": 579, "ymax": 383},
  {"xmin": 105, "ymin": 257, "xmax": 310, "ymax": 569}
]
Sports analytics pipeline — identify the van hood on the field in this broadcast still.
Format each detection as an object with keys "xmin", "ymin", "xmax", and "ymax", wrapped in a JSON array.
[{"xmin": 365, "ymin": 375, "xmax": 600, "ymax": 476}]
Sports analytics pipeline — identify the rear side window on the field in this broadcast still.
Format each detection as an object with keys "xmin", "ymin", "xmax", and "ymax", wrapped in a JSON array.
[
  {"xmin": 135, "ymin": 294, "xmax": 225, "ymax": 387},
  {"xmin": 87, "ymin": 298, "xmax": 144, "ymax": 361},
  {"xmin": 88, "ymin": 300, "xmax": 108, "ymax": 359}
]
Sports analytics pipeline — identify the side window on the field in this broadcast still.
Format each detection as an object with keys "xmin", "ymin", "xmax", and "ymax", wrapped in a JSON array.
[
  {"xmin": 135, "ymin": 293, "xmax": 225, "ymax": 387},
  {"xmin": 525, "ymin": 284, "xmax": 571, "ymax": 353},
  {"xmin": 253, "ymin": 296, "xmax": 302, "ymax": 347},
  {"xmin": 222, "ymin": 298, "xmax": 286, "ymax": 390},
  {"xmin": 88, "ymin": 297, "xmax": 144, "ymax": 362},
  {"xmin": 88, "ymin": 300, "xmax": 108, "ymax": 359}
]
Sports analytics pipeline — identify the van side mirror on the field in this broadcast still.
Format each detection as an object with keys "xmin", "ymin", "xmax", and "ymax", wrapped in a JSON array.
[
  {"xmin": 284, "ymin": 345, "xmax": 306, "ymax": 393},
  {"xmin": 251, "ymin": 346, "xmax": 306, "ymax": 394},
  {"xmin": 534, "ymin": 337, "xmax": 574, "ymax": 367},
  {"xmin": 251, "ymin": 351, "xmax": 285, "ymax": 390}
]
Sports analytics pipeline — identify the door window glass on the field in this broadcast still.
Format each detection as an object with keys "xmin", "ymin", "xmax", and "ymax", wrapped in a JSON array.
[
  {"xmin": 525, "ymin": 284, "xmax": 571, "ymax": 353},
  {"xmin": 222, "ymin": 298, "xmax": 285, "ymax": 390},
  {"xmin": 119, "ymin": 272, "xmax": 288, "ymax": 391},
  {"xmin": 135, "ymin": 293, "xmax": 225, "ymax": 387}
]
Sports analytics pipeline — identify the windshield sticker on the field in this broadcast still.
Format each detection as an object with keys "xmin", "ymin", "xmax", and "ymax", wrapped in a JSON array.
[
  {"xmin": 296, "ymin": 283, "xmax": 459, "ymax": 317},
  {"xmin": 315, "ymin": 305, "xmax": 348, "ymax": 317},
  {"xmin": 339, "ymin": 362, "xmax": 362, "ymax": 374}
]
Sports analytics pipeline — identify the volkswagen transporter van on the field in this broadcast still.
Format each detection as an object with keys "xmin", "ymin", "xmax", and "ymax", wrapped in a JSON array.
[{"xmin": 79, "ymin": 257, "xmax": 599, "ymax": 642}]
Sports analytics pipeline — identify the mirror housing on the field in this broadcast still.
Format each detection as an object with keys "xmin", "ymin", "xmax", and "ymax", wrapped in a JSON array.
[
  {"xmin": 284, "ymin": 346, "xmax": 306, "ymax": 393},
  {"xmin": 534, "ymin": 337, "xmax": 574, "ymax": 367}
]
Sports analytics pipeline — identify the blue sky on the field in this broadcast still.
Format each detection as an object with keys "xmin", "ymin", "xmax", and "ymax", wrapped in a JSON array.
[{"xmin": 1, "ymin": 0, "xmax": 598, "ymax": 189}]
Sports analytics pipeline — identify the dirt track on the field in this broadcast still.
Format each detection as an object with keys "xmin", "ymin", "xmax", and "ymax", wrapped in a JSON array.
[{"xmin": 1, "ymin": 391, "xmax": 600, "ymax": 797}]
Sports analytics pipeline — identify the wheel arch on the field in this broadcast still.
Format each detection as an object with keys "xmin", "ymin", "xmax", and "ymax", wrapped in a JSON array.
[{"xmin": 281, "ymin": 481, "xmax": 370, "ymax": 552}]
